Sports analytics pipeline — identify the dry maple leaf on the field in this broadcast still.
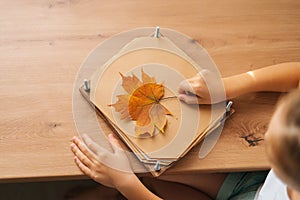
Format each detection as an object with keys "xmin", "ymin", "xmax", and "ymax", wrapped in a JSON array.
[{"xmin": 110, "ymin": 69, "xmax": 172, "ymax": 137}]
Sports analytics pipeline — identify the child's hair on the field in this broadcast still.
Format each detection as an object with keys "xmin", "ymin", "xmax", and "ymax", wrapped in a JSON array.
[{"xmin": 274, "ymin": 89, "xmax": 300, "ymax": 191}]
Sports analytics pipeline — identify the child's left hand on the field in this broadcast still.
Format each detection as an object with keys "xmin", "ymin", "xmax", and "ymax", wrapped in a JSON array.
[{"xmin": 70, "ymin": 134, "xmax": 135, "ymax": 189}]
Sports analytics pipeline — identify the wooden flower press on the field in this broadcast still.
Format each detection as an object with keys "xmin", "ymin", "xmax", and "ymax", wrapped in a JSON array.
[{"xmin": 76, "ymin": 27, "xmax": 233, "ymax": 176}]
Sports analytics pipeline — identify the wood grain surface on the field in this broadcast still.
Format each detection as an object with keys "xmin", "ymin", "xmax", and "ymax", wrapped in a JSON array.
[{"xmin": 0, "ymin": 0, "xmax": 299, "ymax": 182}]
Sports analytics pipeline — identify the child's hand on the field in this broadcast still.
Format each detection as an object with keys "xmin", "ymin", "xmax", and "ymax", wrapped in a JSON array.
[
  {"xmin": 178, "ymin": 70, "xmax": 225, "ymax": 104},
  {"xmin": 70, "ymin": 134, "xmax": 135, "ymax": 189}
]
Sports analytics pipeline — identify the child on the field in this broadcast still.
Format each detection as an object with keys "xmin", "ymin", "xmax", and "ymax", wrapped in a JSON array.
[
  {"xmin": 70, "ymin": 62, "xmax": 300, "ymax": 199},
  {"xmin": 259, "ymin": 89, "xmax": 300, "ymax": 199}
]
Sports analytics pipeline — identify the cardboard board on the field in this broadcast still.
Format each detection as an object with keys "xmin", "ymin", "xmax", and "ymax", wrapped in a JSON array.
[{"xmin": 80, "ymin": 34, "xmax": 229, "ymax": 176}]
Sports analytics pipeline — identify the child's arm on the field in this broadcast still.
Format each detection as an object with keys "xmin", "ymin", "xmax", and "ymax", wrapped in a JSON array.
[
  {"xmin": 224, "ymin": 62, "xmax": 300, "ymax": 100},
  {"xmin": 117, "ymin": 176, "xmax": 162, "ymax": 200},
  {"xmin": 71, "ymin": 134, "xmax": 162, "ymax": 200},
  {"xmin": 178, "ymin": 62, "xmax": 300, "ymax": 104}
]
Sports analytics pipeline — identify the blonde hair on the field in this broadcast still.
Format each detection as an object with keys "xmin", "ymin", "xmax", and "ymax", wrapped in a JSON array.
[{"xmin": 274, "ymin": 90, "xmax": 300, "ymax": 191}]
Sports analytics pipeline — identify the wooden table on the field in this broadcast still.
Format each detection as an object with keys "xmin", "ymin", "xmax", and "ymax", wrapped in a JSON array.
[{"xmin": 0, "ymin": 0, "xmax": 299, "ymax": 182}]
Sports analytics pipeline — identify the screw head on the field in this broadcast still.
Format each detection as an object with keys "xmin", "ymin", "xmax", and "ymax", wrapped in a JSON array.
[{"xmin": 83, "ymin": 79, "xmax": 90, "ymax": 92}]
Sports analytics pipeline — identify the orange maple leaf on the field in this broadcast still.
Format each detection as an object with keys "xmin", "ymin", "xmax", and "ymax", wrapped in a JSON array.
[{"xmin": 110, "ymin": 69, "xmax": 172, "ymax": 137}]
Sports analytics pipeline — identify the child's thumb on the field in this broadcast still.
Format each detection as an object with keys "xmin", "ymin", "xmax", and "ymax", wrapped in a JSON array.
[{"xmin": 108, "ymin": 134, "xmax": 123, "ymax": 152}]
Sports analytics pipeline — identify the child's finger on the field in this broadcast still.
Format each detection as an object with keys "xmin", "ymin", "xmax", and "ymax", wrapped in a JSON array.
[
  {"xmin": 73, "ymin": 156, "xmax": 93, "ymax": 178},
  {"xmin": 178, "ymin": 94, "xmax": 199, "ymax": 104},
  {"xmin": 71, "ymin": 143, "xmax": 93, "ymax": 169},
  {"xmin": 81, "ymin": 134, "xmax": 110, "ymax": 157},
  {"xmin": 72, "ymin": 136, "xmax": 98, "ymax": 163},
  {"xmin": 108, "ymin": 134, "xmax": 123, "ymax": 153},
  {"xmin": 178, "ymin": 80, "xmax": 195, "ymax": 95}
]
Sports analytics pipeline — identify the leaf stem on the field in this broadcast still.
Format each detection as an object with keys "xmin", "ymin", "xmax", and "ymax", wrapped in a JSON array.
[{"xmin": 160, "ymin": 96, "xmax": 178, "ymax": 101}]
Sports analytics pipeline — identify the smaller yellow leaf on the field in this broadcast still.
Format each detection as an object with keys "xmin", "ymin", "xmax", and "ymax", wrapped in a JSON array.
[
  {"xmin": 149, "ymin": 104, "xmax": 167, "ymax": 134},
  {"xmin": 135, "ymin": 123, "xmax": 155, "ymax": 137},
  {"xmin": 109, "ymin": 95, "xmax": 130, "ymax": 120}
]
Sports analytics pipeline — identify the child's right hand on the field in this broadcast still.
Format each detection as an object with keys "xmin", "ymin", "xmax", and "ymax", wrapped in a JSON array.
[{"xmin": 178, "ymin": 70, "xmax": 226, "ymax": 104}]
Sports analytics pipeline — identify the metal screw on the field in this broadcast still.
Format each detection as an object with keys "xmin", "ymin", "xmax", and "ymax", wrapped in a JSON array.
[
  {"xmin": 154, "ymin": 160, "xmax": 161, "ymax": 172},
  {"xmin": 154, "ymin": 26, "xmax": 160, "ymax": 38},
  {"xmin": 226, "ymin": 101, "xmax": 233, "ymax": 113},
  {"xmin": 83, "ymin": 79, "xmax": 90, "ymax": 92}
]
